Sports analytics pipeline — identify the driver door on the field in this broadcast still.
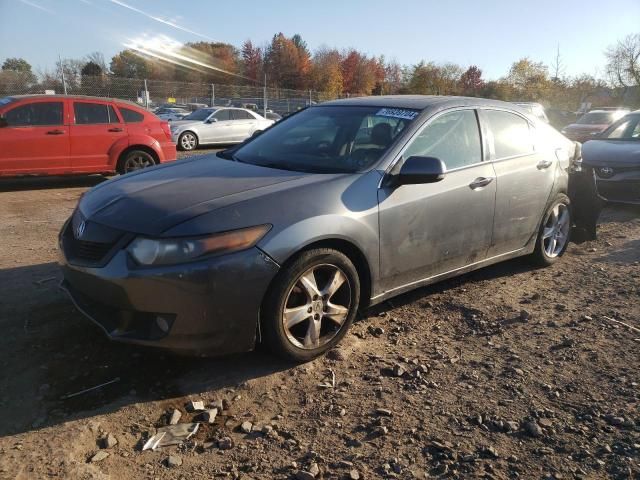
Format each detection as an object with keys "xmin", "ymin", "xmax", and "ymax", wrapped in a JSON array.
[{"xmin": 378, "ymin": 109, "xmax": 497, "ymax": 291}]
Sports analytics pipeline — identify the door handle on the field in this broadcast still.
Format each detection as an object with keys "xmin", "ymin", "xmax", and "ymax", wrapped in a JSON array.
[
  {"xmin": 108, "ymin": 127, "xmax": 123, "ymax": 132},
  {"xmin": 537, "ymin": 159, "xmax": 553, "ymax": 170},
  {"xmin": 469, "ymin": 177, "xmax": 494, "ymax": 190},
  {"xmin": 46, "ymin": 129, "xmax": 65, "ymax": 135}
]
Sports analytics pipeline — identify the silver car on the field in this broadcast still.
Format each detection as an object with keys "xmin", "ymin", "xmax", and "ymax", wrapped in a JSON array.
[{"xmin": 170, "ymin": 107, "xmax": 274, "ymax": 150}]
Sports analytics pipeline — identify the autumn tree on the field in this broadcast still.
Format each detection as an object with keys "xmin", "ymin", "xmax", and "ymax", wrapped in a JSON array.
[
  {"xmin": 310, "ymin": 47, "xmax": 343, "ymax": 98},
  {"xmin": 341, "ymin": 50, "xmax": 377, "ymax": 95},
  {"xmin": 180, "ymin": 42, "xmax": 240, "ymax": 84},
  {"xmin": 505, "ymin": 58, "xmax": 551, "ymax": 101},
  {"xmin": 264, "ymin": 33, "xmax": 309, "ymax": 89},
  {"xmin": 459, "ymin": 65, "xmax": 484, "ymax": 95},
  {"xmin": 241, "ymin": 40, "xmax": 263, "ymax": 83},
  {"xmin": 110, "ymin": 50, "xmax": 149, "ymax": 78},
  {"xmin": 605, "ymin": 33, "xmax": 640, "ymax": 87}
]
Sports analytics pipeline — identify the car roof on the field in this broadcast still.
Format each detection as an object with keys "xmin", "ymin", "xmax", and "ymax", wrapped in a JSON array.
[
  {"xmin": 586, "ymin": 109, "xmax": 629, "ymax": 114},
  {"xmin": 6, "ymin": 94, "xmax": 145, "ymax": 109},
  {"xmin": 320, "ymin": 95, "xmax": 521, "ymax": 111}
]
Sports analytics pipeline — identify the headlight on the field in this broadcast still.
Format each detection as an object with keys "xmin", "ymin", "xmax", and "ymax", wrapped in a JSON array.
[{"xmin": 127, "ymin": 224, "xmax": 271, "ymax": 266}]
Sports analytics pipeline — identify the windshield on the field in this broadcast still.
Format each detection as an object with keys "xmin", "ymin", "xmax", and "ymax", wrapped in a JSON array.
[
  {"xmin": 576, "ymin": 112, "xmax": 616, "ymax": 125},
  {"xmin": 601, "ymin": 114, "xmax": 640, "ymax": 140},
  {"xmin": 231, "ymin": 106, "xmax": 418, "ymax": 173},
  {"xmin": 183, "ymin": 108, "xmax": 215, "ymax": 121}
]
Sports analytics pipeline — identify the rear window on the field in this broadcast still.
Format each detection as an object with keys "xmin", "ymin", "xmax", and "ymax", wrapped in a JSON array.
[
  {"xmin": 485, "ymin": 110, "xmax": 533, "ymax": 158},
  {"xmin": 74, "ymin": 102, "xmax": 119, "ymax": 124},
  {"xmin": 119, "ymin": 107, "xmax": 145, "ymax": 123}
]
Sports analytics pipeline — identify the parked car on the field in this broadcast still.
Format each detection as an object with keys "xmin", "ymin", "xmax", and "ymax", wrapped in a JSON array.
[
  {"xmin": 59, "ymin": 96, "xmax": 577, "ymax": 361},
  {"xmin": 170, "ymin": 107, "xmax": 274, "ymax": 150},
  {"xmin": 265, "ymin": 111, "xmax": 283, "ymax": 122},
  {"xmin": 561, "ymin": 109, "xmax": 629, "ymax": 143},
  {"xmin": 155, "ymin": 107, "xmax": 191, "ymax": 122},
  {"xmin": 0, "ymin": 95, "xmax": 176, "ymax": 177},
  {"xmin": 581, "ymin": 110, "xmax": 640, "ymax": 205},
  {"xmin": 513, "ymin": 102, "xmax": 549, "ymax": 123}
]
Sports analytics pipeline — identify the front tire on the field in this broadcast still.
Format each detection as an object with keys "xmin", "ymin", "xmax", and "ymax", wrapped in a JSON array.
[
  {"xmin": 530, "ymin": 194, "xmax": 571, "ymax": 266},
  {"xmin": 178, "ymin": 131, "xmax": 198, "ymax": 151},
  {"xmin": 262, "ymin": 249, "xmax": 360, "ymax": 362}
]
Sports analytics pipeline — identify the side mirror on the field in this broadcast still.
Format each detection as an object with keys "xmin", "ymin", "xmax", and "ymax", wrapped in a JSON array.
[
  {"xmin": 390, "ymin": 156, "xmax": 446, "ymax": 187},
  {"xmin": 0, "ymin": 117, "xmax": 7, "ymax": 128},
  {"xmin": 206, "ymin": 117, "xmax": 218, "ymax": 124}
]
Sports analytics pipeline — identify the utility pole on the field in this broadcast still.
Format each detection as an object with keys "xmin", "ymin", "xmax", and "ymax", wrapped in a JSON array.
[
  {"xmin": 263, "ymin": 73, "xmax": 267, "ymax": 118},
  {"xmin": 143, "ymin": 79, "xmax": 149, "ymax": 109},
  {"xmin": 211, "ymin": 84, "xmax": 215, "ymax": 107},
  {"xmin": 59, "ymin": 54, "xmax": 67, "ymax": 95}
]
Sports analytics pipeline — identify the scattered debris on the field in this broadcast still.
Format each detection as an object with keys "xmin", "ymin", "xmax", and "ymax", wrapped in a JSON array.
[
  {"xmin": 201, "ymin": 408, "xmax": 218, "ymax": 424},
  {"xmin": 142, "ymin": 423, "xmax": 200, "ymax": 451},
  {"xmin": 89, "ymin": 451, "xmax": 109, "ymax": 463},
  {"xmin": 168, "ymin": 409, "xmax": 182, "ymax": 425},
  {"xmin": 100, "ymin": 433, "xmax": 117, "ymax": 449},
  {"xmin": 602, "ymin": 316, "xmax": 640, "ymax": 334},
  {"xmin": 318, "ymin": 369, "xmax": 336, "ymax": 389},
  {"xmin": 240, "ymin": 421, "xmax": 253, "ymax": 433},
  {"xmin": 166, "ymin": 455, "xmax": 182, "ymax": 468},
  {"xmin": 187, "ymin": 400, "xmax": 205, "ymax": 412},
  {"xmin": 60, "ymin": 377, "xmax": 120, "ymax": 400},
  {"xmin": 217, "ymin": 437, "xmax": 234, "ymax": 450}
]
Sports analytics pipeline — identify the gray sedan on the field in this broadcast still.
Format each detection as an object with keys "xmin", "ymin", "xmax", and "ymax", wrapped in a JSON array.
[
  {"xmin": 59, "ymin": 96, "xmax": 577, "ymax": 361},
  {"xmin": 170, "ymin": 107, "xmax": 274, "ymax": 151}
]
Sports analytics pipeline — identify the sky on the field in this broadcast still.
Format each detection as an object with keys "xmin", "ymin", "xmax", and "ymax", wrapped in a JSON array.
[{"xmin": 0, "ymin": 0, "xmax": 639, "ymax": 81}]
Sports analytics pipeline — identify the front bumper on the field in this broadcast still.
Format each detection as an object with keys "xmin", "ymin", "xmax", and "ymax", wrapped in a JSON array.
[
  {"xmin": 59, "ymin": 245, "xmax": 280, "ymax": 356},
  {"xmin": 595, "ymin": 177, "xmax": 640, "ymax": 205}
]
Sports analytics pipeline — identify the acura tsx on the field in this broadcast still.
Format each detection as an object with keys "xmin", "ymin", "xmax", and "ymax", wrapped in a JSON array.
[{"xmin": 59, "ymin": 96, "xmax": 577, "ymax": 361}]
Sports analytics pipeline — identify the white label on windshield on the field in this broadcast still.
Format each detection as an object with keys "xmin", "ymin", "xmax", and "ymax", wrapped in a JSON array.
[{"xmin": 376, "ymin": 108, "xmax": 419, "ymax": 120}]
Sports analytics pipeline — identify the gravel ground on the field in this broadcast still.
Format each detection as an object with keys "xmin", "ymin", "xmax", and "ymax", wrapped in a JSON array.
[{"xmin": 0, "ymin": 170, "xmax": 638, "ymax": 480}]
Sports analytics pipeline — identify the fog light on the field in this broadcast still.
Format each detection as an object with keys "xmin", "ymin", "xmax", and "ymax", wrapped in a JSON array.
[{"xmin": 156, "ymin": 315, "xmax": 171, "ymax": 333}]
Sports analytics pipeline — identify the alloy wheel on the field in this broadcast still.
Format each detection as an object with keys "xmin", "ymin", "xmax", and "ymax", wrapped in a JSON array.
[
  {"xmin": 542, "ymin": 203, "xmax": 570, "ymax": 258},
  {"xmin": 282, "ymin": 264, "xmax": 352, "ymax": 350},
  {"xmin": 124, "ymin": 154, "xmax": 154, "ymax": 173},
  {"xmin": 180, "ymin": 133, "xmax": 197, "ymax": 150}
]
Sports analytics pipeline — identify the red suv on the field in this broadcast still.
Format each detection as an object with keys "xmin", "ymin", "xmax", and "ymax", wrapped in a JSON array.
[{"xmin": 0, "ymin": 95, "xmax": 176, "ymax": 177}]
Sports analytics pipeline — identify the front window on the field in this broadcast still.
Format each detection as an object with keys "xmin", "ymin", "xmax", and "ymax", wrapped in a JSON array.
[
  {"xmin": 231, "ymin": 106, "xmax": 418, "ymax": 173},
  {"xmin": 403, "ymin": 110, "xmax": 482, "ymax": 170},
  {"xmin": 4, "ymin": 102, "xmax": 63, "ymax": 126},
  {"xmin": 183, "ymin": 108, "xmax": 215, "ymax": 121},
  {"xmin": 601, "ymin": 115, "xmax": 640, "ymax": 140},
  {"xmin": 576, "ymin": 112, "xmax": 616, "ymax": 125}
]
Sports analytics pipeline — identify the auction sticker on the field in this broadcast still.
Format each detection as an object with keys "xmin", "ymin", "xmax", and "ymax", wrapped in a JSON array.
[{"xmin": 376, "ymin": 108, "xmax": 419, "ymax": 120}]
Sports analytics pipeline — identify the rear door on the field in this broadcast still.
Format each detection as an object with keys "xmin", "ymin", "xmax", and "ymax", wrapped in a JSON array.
[
  {"xmin": 378, "ymin": 108, "xmax": 496, "ymax": 291},
  {"xmin": 0, "ymin": 99, "xmax": 70, "ymax": 175},
  {"xmin": 480, "ymin": 109, "xmax": 555, "ymax": 256},
  {"xmin": 230, "ymin": 109, "xmax": 257, "ymax": 141},
  {"xmin": 69, "ymin": 100, "xmax": 127, "ymax": 171}
]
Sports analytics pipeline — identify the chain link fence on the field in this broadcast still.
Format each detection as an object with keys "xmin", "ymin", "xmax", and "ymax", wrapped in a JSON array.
[{"xmin": 0, "ymin": 72, "xmax": 342, "ymax": 115}]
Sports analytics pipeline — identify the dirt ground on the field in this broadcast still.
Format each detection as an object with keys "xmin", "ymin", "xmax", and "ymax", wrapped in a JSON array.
[{"xmin": 0, "ymin": 160, "xmax": 639, "ymax": 479}]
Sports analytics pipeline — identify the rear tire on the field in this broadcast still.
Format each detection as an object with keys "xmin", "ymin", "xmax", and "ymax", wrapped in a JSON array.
[
  {"xmin": 178, "ymin": 131, "xmax": 198, "ymax": 151},
  {"xmin": 262, "ymin": 248, "xmax": 360, "ymax": 362},
  {"xmin": 117, "ymin": 150, "xmax": 156, "ymax": 175},
  {"xmin": 530, "ymin": 194, "xmax": 571, "ymax": 266}
]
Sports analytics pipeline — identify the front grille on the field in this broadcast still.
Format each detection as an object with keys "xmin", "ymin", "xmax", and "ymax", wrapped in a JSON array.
[
  {"xmin": 67, "ymin": 237, "xmax": 114, "ymax": 262},
  {"xmin": 62, "ymin": 212, "xmax": 127, "ymax": 267}
]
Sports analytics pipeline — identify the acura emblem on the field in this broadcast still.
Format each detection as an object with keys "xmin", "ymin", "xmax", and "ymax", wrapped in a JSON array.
[{"xmin": 75, "ymin": 220, "xmax": 86, "ymax": 239}]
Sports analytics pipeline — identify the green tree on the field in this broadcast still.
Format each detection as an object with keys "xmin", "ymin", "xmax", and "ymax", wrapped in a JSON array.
[
  {"xmin": 505, "ymin": 58, "xmax": 551, "ymax": 101},
  {"xmin": 110, "ymin": 50, "xmax": 149, "ymax": 78}
]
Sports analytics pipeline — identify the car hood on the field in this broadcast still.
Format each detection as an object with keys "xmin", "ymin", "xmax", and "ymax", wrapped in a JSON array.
[
  {"xmin": 78, "ymin": 157, "xmax": 313, "ymax": 236},
  {"xmin": 563, "ymin": 123, "xmax": 608, "ymax": 133},
  {"xmin": 582, "ymin": 140, "xmax": 640, "ymax": 168}
]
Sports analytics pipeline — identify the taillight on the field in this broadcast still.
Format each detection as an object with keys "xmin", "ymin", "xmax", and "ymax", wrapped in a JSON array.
[{"xmin": 160, "ymin": 121, "xmax": 172, "ymax": 140}]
